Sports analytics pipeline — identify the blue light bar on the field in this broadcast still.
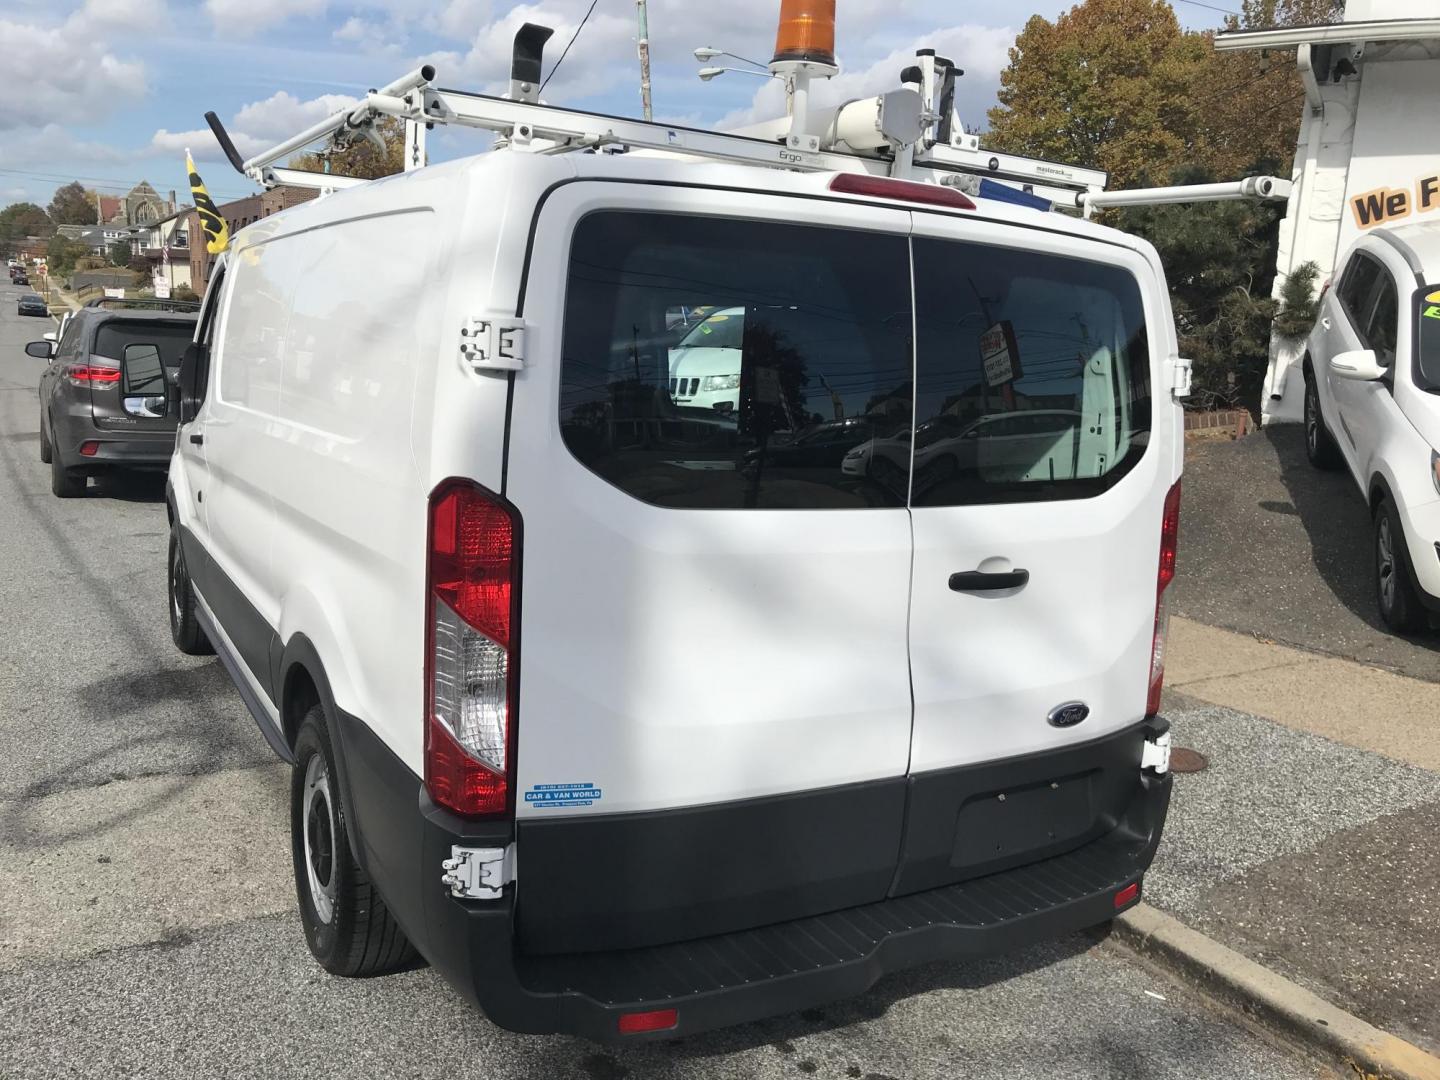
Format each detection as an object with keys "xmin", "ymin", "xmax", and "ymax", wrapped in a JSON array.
[{"xmin": 977, "ymin": 178, "xmax": 1053, "ymax": 212}]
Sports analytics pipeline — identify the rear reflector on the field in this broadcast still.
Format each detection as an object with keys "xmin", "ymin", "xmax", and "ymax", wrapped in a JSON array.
[
  {"xmin": 79, "ymin": 441, "xmax": 99, "ymax": 457},
  {"xmin": 618, "ymin": 1008, "xmax": 678, "ymax": 1035},
  {"xmin": 425, "ymin": 479, "xmax": 522, "ymax": 818},
  {"xmin": 1147, "ymin": 480, "xmax": 1182, "ymax": 717},
  {"xmin": 829, "ymin": 173, "xmax": 975, "ymax": 210},
  {"xmin": 1114, "ymin": 882, "xmax": 1140, "ymax": 909}
]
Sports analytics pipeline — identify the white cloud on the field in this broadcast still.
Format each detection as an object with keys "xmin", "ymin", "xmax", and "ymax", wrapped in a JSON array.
[
  {"xmin": 718, "ymin": 24, "xmax": 1016, "ymax": 133},
  {"xmin": 0, "ymin": 14, "xmax": 147, "ymax": 130},
  {"xmin": 73, "ymin": 0, "xmax": 168, "ymax": 34},
  {"xmin": 150, "ymin": 127, "xmax": 270, "ymax": 162},
  {"xmin": 1, "ymin": 123, "xmax": 129, "ymax": 166},
  {"xmin": 233, "ymin": 91, "xmax": 358, "ymax": 139},
  {"xmin": 205, "ymin": 0, "xmax": 326, "ymax": 36}
]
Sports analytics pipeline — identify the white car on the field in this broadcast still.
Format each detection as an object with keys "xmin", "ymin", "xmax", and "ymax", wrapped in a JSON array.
[
  {"xmin": 164, "ymin": 116, "xmax": 1183, "ymax": 1040},
  {"xmin": 1303, "ymin": 223, "xmax": 1440, "ymax": 632},
  {"xmin": 668, "ymin": 306, "xmax": 743, "ymax": 414}
]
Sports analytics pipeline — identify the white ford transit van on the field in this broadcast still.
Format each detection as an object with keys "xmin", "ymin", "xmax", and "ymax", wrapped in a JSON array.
[{"xmin": 166, "ymin": 141, "xmax": 1182, "ymax": 1040}]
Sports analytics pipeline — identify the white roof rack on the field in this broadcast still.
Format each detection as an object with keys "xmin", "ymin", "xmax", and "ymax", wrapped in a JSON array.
[{"xmin": 202, "ymin": 23, "xmax": 1290, "ymax": 218}]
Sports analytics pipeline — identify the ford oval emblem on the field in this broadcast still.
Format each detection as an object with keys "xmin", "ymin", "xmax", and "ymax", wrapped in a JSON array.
[{"xmin": 1048, "ymin": 701, "xmax": 1090, "ymax": 728}]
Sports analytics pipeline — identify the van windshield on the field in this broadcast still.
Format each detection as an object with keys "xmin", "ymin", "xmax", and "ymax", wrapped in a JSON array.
[{"xmin": 1419, "ymin": 285, "xmax": 1440, "ymax": 391}]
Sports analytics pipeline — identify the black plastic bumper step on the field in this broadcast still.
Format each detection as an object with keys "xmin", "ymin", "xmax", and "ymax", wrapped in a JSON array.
[{"xmin": 517, "ymin": 824, "xmax": 1154, "ymax": 1009}]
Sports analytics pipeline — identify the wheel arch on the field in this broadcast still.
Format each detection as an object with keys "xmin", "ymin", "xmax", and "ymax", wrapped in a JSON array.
[{"xmin": 280, "ymin": 634, "xmax": 367, "ymax": 869}]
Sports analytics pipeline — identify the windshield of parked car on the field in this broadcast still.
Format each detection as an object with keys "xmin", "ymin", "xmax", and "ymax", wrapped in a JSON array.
[{"xmin": 1418, "ymin": 285, "xmax": 1440, "ymax": 390}]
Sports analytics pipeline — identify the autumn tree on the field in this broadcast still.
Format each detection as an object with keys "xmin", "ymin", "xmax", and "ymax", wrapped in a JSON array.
[
  {"xmin": 48, "ymin": 181, "xmax": 98, "ymax": 226},
  {"xmin": 0, "ymin": 202, "xmax": 52, "ymax": 256},
  {"xmin": 987, "ymin": 0, "xmax": 1208, "ymax": 187},
  {"xmin": 289, "ymin": 116, "xmax": 406, "ymax": 180}
]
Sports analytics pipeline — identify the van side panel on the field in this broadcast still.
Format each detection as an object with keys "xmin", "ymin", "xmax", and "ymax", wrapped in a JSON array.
[{"xmin": 264, "ymin": 209, "xmax": 441, "ymax": 772}]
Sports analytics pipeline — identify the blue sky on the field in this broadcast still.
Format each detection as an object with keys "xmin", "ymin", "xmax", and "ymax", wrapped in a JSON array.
[{"xmin": 0, "ymin": 0, "xmax": 1232, "ymax": 212}]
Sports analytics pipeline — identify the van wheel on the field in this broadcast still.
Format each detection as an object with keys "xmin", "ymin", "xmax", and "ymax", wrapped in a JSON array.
[
  {"xmin": 292, "ymin": 706, "xmax": 416, "ymax": 977},
  {"xmin": 50, "ymin": 452, "xmax": 86, "ymax": 498},
  {"xmin": 168, "ymin": 530, "xmax": 213, "ymax": 655},
  {"xmin": 39, "ymin": 411, "xmax": 52, "ymax": 464},
  {"xmin": 1374, "ymin": 497, "xmax": 1426, "ymax": 634},
  {"xmin": 1303, "ymin": 369, "xmax": 1342, "ymax": 470}
]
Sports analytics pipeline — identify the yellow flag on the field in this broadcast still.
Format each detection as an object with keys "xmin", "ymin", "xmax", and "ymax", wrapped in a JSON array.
[{"xmin": 187, "ymin": 151, "xmax": 230, "ymax": 255}]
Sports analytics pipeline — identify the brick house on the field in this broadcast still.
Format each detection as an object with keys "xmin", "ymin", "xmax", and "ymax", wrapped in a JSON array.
[{"xmin": 186, "ymin": 185, "xmax": 320, "ymax": 295}]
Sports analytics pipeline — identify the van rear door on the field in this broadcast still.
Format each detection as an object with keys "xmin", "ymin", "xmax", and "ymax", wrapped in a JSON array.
[
  {"xmin": 506, "ymin": 187, "xmax": 918, "ymax": 954},
  {"xmin": 894, "ymin": 216, "xmax": 1174, "ymax": 894}
]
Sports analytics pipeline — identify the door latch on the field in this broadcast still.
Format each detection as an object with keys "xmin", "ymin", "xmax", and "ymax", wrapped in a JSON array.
[
  {"xmin": 1141, "ymin": 730, "xmax": 1172, "ymax": 775},
  {"xmin": 460, "ymin": 316, "xmax": 525, "ymax": 372},
  {"xmin": 440, "ymin": 844, "xmax": 516, "ymax": 900}
]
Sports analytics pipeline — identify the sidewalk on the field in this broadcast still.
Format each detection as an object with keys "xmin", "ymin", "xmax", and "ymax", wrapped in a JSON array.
[{"xmin": 1143, "ymin": 615, "xmax": 1440, "ymax": 1056}]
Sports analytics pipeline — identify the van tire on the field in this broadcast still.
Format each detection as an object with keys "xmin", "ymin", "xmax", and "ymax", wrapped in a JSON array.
[
  {"xmin": 292, "ymin": 706, "xmax": 416, "ymax": 977},
  {"xmin": 39, "ymin": 411, "xmax": 52, "ymax": 464},
  {"xmin": 50, "ymin": 452, "xmax": 86, "ymax": 498},
  {"xmin": 1303, "ymin": 368, "xmax": 1342, "ymax": 470},
  {"xmin": 168, "ymin": 529, "xmax": 213, "ymax": 655},
  {"xmin": 1374, "ymin": 497, "xmax": 1426, "ymax": 634}
]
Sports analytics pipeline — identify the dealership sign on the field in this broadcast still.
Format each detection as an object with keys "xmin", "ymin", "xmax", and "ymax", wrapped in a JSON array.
[
  {"xmin": 1352, "ymin": 172, "xmax": 1440, "ymax": 229},
  {"xmin": 979, "ymin": 321, "xmax": 1023, "ymax": 387}
]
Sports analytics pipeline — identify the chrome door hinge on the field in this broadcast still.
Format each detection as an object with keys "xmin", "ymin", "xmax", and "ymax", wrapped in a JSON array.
[
  {"xmin": 1172, "ymin": 358, "xmax": 1193, "ymax": 399},
  {"xmin": 441, "ymin": 843, "xmax": 516, "ymax": 900},
  {"xmin": 1141, "ymin": 730, "xmax": 1172, "ymax": 775},
  {"xmin": 460, "ymin": 316, "xmax": 525, "ymax": 372}
]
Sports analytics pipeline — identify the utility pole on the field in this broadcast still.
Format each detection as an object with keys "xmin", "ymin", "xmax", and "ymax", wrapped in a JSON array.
[{"xmin": 636, "ymin": 0, "xmax": 653, "ymax": 121}]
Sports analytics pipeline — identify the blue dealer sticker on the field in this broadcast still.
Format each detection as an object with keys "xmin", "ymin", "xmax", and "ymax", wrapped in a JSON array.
[{"xmin": 525, "ymin": 782, "xmax": 602, "ymax": 808}]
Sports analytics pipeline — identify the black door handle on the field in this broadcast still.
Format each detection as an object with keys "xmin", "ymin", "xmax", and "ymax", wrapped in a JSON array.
[
  {"xmin": 188, "ymin": 432, "xmax": 204, "ymax": 445},
  {"xmin": 949, "ymin": 569, "xmax": 1029, "ymax": 592}
]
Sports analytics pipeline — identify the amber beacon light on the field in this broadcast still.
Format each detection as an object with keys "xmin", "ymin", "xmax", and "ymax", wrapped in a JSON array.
[{"xmin": 771, "ymin": 0, "xmax": 836, "ymax": 66}]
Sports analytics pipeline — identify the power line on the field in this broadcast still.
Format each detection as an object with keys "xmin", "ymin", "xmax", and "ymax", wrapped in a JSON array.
[
  {"xmin": 1173, "ymin": 0, "xmax": 1242, "ymax": 16},
  {"xmin": 540, "ymin": 0, "xmax": 601, "ymax": 94}
]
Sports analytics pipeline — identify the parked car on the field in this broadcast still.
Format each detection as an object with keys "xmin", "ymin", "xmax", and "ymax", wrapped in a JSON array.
[
  {"xmin": 17, "ymin": 293, "xmax": 47, "ymax": 317},
  {"xmin": 166, "ymin": 148, "xmax": 1182, "ymax": 1042},
  {"xmin": 29, "ymin": 305, "xmax": 197, "ymax": 497},
  {"xmin": 13, "ymin": 272, "xmax": 29, "ymax": 286},
  {"xmin": 1303, "ymin": 222, "xmax": 1440, "ymax": 632}
]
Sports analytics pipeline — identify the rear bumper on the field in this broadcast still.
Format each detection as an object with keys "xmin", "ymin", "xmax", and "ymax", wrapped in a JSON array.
[{"xmin": 335, "ymin": 711, "xmax": 1171, "ymax": 1043}]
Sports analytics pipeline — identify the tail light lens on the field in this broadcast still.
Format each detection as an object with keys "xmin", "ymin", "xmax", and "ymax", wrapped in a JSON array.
[
  {"xmin": 1147, "ymin": 480, "xmax": 1182, "ymax": 717},
  {"xmin": 426, "ymin": 480, "xmax": 521, "ymax": 817},
  {"xmin": 830, "ymin": 173, "xmax": 976, "ymax": 210},
  {"xmin": 64, "ymin": 362, "xmax": 121, "ymax": 388}
]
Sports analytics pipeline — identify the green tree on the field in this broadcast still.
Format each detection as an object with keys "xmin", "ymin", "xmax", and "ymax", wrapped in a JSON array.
[
  {"xmin": 108, "ymin": 240, "xmax": 132, "ymax": 267},
  {"xmin": 289, "ymin": 116, "xmax": 406, "ymax": 180},
  {"xmin": 45, "ymin": 233, "xmax": 89, "ymax": 276},
  {"xmin": 48, "ymin": 181, "xmax": 98, "ymax": 226},
  {"xmin": 987, "ymin": 0, "xmax": 1208, "ymax": 187},
  {"xmin": 0, "ymin": 202, "xmax": 52, "ymax": 256}
]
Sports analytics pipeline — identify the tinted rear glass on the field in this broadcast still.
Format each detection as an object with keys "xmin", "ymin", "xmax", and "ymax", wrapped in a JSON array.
[
  {"xmin": 94, "ymin": 320, "xmax": 194, "ymax": 368},
  {"xmin": 559, "ymin": 212, "xmax": 914, "ymax": 509},
  {"xmin": 1419, "ymin": 284, "xmax": 1440, "ymax": 390},
  {"xmin": 910, "ymin": 238, "xmax": 1150, "ymax": 504}
]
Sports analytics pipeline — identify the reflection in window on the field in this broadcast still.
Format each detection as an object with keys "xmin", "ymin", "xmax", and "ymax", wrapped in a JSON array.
[
  {"xmin": 911, "ymin": 239, "xmax": 1150, "ymax": 505},
  {"xmin": 560, "ymin": 213, "xmax": 914, "ymax": 509}
]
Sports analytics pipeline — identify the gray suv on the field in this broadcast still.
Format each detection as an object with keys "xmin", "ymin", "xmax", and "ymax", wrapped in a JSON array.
[{"xmin": 29, "ymin": 302, "xmax": 199, "ymax": 498}]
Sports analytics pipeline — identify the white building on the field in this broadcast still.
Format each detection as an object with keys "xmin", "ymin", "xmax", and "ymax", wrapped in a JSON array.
[{"xmin": 1216, "ymin": 0, "xmax": 1440, "ymax": 424}]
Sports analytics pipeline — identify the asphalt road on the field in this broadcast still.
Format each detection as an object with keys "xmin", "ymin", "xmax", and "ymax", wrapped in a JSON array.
[
  {"xmin": 0, "ymin": 286, "xmax": 1330, "ymax": 1079},
  {"xmin": 1173, "ymin": 428, "xmax": 1439, "ymax": 681}
]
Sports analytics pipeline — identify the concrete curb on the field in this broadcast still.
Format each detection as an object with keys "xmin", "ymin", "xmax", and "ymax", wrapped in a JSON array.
[{"xmin": 1113, "ymin": 903, "xmax": 1440, "ymax": 1080}]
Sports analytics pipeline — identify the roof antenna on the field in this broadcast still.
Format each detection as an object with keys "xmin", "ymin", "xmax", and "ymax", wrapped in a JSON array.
[
  {"xmin": 204, "ymin": 111, "xmax": 246, "ymax": 174},
  {"xmin": 511, "ymin": 23, "xmax": 555, "ymax": 103}
]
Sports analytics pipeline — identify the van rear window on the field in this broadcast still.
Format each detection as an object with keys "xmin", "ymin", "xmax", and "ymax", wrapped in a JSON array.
[
  {"xmin": 910, "ymin": 239, "xmax": 1151, "ymax": 504},
  {"xmin": 559, "ymin": 212, "xmax": 914, "ymax": 509}
]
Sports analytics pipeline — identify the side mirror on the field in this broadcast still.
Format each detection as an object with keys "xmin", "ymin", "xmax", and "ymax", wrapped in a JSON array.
[
  {"xmin": 25, "ymin": 341, "xmax": 54, "ymax": 359},
  {"xmin": 178, "ymin": 342, "xmax": 204, "ymax": 424},
  {"xmin": 1330, "ymin": 349, "xmax": 1386, "ymax": 382}
]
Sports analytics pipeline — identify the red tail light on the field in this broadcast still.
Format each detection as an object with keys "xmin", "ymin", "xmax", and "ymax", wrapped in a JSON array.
[
  {"xmin": 64, "ymin": 363, "xmax": 121, "ymax": 387},
  {"xmin": 425, "ymin": 479, "xmax": 522, "ymax": 818},
  {"xmin": 1147, "ymin": 480, "xmax": 1182, "ymax": 717},
  {"xmin": 618, "ymin": 1008, "xmax": 678, "ymax": 1034},
  {"xmin": 79, "ymin": 441, "xmax": 100, "ymax": 457},
  {"xmin": 1114, "ymin": 882, "xmax": 1140, "ymax": 909},
  {"xmin": 829, "ymin": 173, "xmax": 975, "ymax": 210}
]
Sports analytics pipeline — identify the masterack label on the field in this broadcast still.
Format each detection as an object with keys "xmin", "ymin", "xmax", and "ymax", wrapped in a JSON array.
[{"xmin": 524, "ymin": 782, "xmax": 603, "ymax": 808}]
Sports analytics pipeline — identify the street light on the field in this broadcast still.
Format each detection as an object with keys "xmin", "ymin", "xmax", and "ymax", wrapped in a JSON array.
[
  {"xmin": 693, "ymin": 46, "xmax": 770, "ymax": 70},
  {"xmin": 697, "ymin": 66, "xmax": 783, "ymax": 82}
]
